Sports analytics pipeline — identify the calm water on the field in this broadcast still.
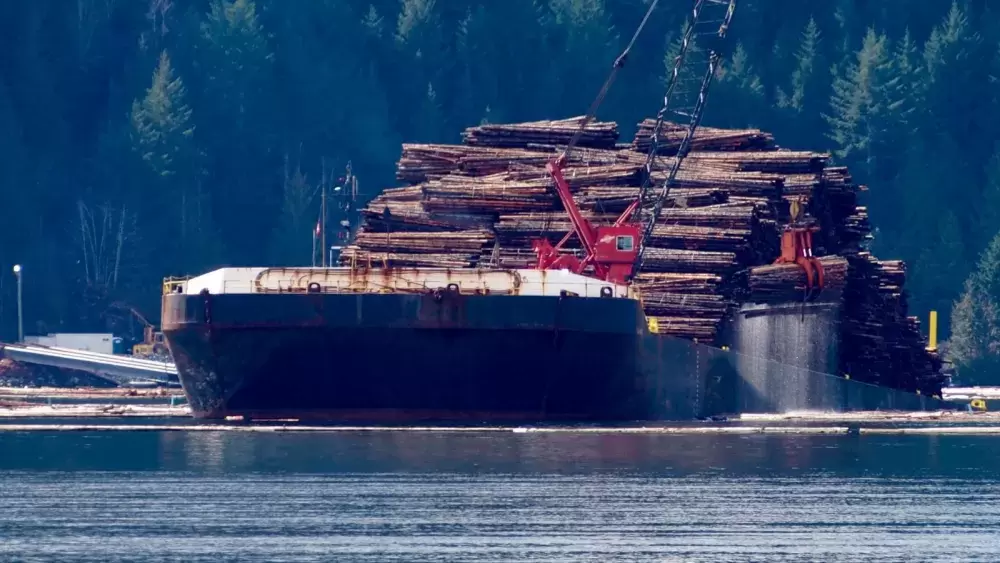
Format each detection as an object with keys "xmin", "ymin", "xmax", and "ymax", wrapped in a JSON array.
[{"xmin": 2, "ymin": 428, "xmax": 1000, "ymax": 562}]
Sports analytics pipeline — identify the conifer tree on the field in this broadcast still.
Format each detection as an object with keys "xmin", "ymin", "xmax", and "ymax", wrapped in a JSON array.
[
  {"xmin": 130, "ymin": 51, "xmax": 195, "ymax": 186},
  {"xmin": 198, "ymin": 0, "xmax": 277, "ymax": 265},
  {"xmin": 912, "ymin": 212, "xmax": 965, "ymax": 331},
  {"xmin": 544, "ymin": 0, "xmax": 619, "ymax": 117},
  {"xmin": 268, "ymin": 153, "xmax": 316, "ymax": 265},
  {"xmin": 394, "ymin": 0, "xmax": 449, "ymax": 138},
  {"xmin": 824, "ymin": 27, "xmax": 894, "ymax": 169},
  {"xmin": 130, "ymin": 50, "xmax": 218, "ymax": 273},
  {"xmin": 979, "ymin": 148, "xmax": 1000, "ymax": 247},
  {"xmin": 712, "ymin": 43, "xmax": 766, "ymax": 128},
  {"xmin": 919, "ymin": 1, "xmax": 990, "ymax": 222},
  {"xmin": 889, "ymin": 28, "xmax": 919, "ymax": 132},
  {"xmin": 779, "ymin": 17, "xmax": 822, "ymax": 114},
  {"xmin": 950, "ymin": 229, "xmax": 1000, "ymax": 384}
]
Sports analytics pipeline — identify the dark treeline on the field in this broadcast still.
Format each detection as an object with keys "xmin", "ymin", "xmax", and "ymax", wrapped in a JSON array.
[{"xmin": 1, "ymin": 0, "xmax": 999, "ymax": 378}]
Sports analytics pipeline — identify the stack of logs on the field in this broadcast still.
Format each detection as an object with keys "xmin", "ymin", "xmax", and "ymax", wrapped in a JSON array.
[{"xmin": 341, "ymin": 116, "xmax": 944, "ymax": 395}]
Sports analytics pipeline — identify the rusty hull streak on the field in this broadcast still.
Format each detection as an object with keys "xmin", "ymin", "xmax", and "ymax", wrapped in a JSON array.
[{"xmin": 416, "ymin": 288, "xmax": 468, "ymax": 328}]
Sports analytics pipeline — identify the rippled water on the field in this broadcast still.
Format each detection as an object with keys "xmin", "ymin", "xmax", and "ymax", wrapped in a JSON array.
[{"xmin": 2, "ymin": 429, "xmax": 1000, "ymax": 562}]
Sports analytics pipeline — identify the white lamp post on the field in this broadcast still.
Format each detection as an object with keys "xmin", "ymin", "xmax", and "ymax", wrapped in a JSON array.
[{"xmin": 12, "ymin": 264, "xmax": 22, "ymax": 342}]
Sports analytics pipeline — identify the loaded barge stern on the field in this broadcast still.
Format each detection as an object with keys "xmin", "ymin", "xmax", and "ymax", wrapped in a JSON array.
[{"xmin": 162, "ymin": 267, "xmax": 951, "ymax": 422}]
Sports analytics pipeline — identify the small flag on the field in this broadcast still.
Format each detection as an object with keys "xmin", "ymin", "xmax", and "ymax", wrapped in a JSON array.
[{"xmin": 314, "ymin": 219, "xmax": 321, "ymax": 238}]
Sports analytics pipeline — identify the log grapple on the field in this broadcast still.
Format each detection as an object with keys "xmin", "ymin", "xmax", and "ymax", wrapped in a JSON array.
[{"xmin": 774, "ymin": 197, "xmax": 825, "ymax": 300}]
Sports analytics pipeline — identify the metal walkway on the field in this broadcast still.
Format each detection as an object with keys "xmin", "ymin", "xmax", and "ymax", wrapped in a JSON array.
[{"xmin": 1, "ymin": 343, "xmax": 179, "ymax": 386}]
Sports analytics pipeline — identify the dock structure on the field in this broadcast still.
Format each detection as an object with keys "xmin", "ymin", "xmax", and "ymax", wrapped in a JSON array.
[
  {"xmin": 942, "ymin": 387, "xmax": 1000, "ymax": 401},
  {"xmin": 0, "ymin": 343, "xmax": 178, "ymax": 387}
]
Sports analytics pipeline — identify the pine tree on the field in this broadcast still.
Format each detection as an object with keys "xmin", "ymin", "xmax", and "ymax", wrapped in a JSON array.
[
  {"xmin": 200, "ymin": 0, "xmax": 274, "ymax": 126},
  {"xmin": 130, "ymin": 51, "xmax": 195, "ymax": 183},
  {"xmin": 413, "ymin": 82, "xmax": 447, "ymax": 142},
  {"xmin": 889, "ymin": 28, "xmax": 919, "ymax": 132},
  {"xmin": 394, "ymin": 0, "xmax": 449, "ymax": 137},
  {"xmin": 912, "ymin": 212, "xmax": 966, "ymax": 331},
  {"xmin": 919, "ymin": 1, "xmax": 990, "ymax": 225},
  {"xmin": 544, "ymin": 0, "xmax": 619, "ymax": 117},
  {"xmin": 779, "ymin": 17, "xmax": 822, "ymax": 113},
  {"xmin": 824, "ymin": 27, "xmax": 894, "ymax": 169},
  {"xmin": 979, "ymin": 147, "xmax": 1000, "ymax": 247},
  {"xmin": 396, "ymin": 0, "xmax": 437, "ymax": 46},
  {"xmin": 362, "ymin": 5, "xmax": 384, "ymax": 38},
  {"xmin": 199, "ymin": 0, "xmax": 277, "ymax": 265},
  {"xmin": 268, "ymin": 153, "xmax": 317, "ymax": 265},
  {"xmin": 712, "ymin": 43, "xmax": 766, "ymax": 128},
  {"xmin": 950, "ymin": 229, "xmax": 1000, "ymax": 384},
  {"xmin": 130, "ymin": 50, "xmax": 218, "ymax": 273}
]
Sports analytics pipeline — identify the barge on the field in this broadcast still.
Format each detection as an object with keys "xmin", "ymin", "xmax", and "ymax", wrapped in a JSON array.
[
  {"xmin": 161, "ymin": 0, "xmax": 953, "ymax": 422},
  {"xmin": 161, "ymin": 267, "xmax": 952, "ymax": 422}
]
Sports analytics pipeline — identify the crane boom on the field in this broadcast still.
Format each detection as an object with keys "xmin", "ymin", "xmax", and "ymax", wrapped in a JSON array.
[
  {"xmin": 631, "ymin": 0, "xmax": 737, "ymax": 277},
  {"xmin": 531, "ymin": 0, "xmax": 738, "ymax": 287}
]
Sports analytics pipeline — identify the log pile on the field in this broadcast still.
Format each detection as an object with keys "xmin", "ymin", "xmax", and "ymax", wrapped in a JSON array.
[
  {"xmin": 344, "ymin": 117, "xmax": 944, "ymax": 395},
  {"xmin": 743, "ymin": 256, "xmax": 849, "ymax": 303},
  {"xmin": 839, "ymin": 254, "xmax": 946, "ymax": 395}
]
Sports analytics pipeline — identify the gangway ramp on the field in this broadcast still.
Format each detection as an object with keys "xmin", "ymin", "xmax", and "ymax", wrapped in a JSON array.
[{"xmin": 1, "ymin": 343, "xmax": 178, "ymax": 386}]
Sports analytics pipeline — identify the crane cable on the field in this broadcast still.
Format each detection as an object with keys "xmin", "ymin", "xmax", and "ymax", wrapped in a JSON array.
[{"xmin": 560, "ymin": 0, "xmax": 660, "ymax": 162}]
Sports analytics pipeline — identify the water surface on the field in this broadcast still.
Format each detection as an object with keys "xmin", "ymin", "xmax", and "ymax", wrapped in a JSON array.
[{"xmin": 1, "ymin": 429, "xmax": 999, "ymax": 562}]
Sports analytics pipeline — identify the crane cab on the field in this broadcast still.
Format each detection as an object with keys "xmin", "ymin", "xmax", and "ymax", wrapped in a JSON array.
[
  {"xmin": 594, "ymin": 225, "xmax": 640, "ymax": 263},
  {"xmin": 594, "ymin": 224, "xmax": 642, "ymax": 284}
]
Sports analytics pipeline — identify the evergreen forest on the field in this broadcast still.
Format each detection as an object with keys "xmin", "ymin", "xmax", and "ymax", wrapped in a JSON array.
[{"xmin": 2, "ymin": 0, "xmax": 1000, "ymax": 380}]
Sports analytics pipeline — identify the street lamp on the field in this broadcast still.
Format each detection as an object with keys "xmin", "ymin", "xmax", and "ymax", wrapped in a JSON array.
[{"xmin": 12, "ymin": 264, "xmax": 22, "ymax": 343}]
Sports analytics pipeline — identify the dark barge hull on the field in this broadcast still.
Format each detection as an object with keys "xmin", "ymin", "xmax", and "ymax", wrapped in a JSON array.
[{"xmin": 162, "ymin": 291, "xmax": 953, "ymax": 422}]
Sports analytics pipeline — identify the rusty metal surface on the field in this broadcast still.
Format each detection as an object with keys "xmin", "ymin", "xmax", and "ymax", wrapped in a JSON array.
[
  {"xmin": 252, "ymin": 267, "xmax": 635, "ymax": 299},
  {"xmin": 255, "ymin": 267, "xmax": 520, "ymax": 295}
]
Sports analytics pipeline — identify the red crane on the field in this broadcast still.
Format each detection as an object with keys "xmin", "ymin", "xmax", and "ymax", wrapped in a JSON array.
[
  {"xmin": 531, "ymin": 155, "xmax": 642, "ymax": 285},
  {"xmin": 531, "ymin": 0, "xmax": 823, "ymax": 300},
  {"xmin": 532, "ymin": 0, "xmax": 747, "ymax": 288}
]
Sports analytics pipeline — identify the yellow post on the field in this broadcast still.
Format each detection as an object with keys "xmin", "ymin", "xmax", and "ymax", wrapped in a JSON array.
[{"xmin": 927, "ymin": 310, "xmax": 938, "ymax": 351}]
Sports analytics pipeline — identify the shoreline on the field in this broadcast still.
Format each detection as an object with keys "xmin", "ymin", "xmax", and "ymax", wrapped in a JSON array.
[
  {"xmin": 1, "ymin": 404, "xmax": 999, "ymax": 432},
  {"xmin": 0, "ymin": 386, "xmax": 183, "ymax": 400},
  {"xmin": 2, "ymin": 422, "xmax": 1000, "ymax": 435}
]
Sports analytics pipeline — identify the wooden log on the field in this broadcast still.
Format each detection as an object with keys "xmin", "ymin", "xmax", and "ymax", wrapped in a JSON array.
[
  {"xmin": 647, "ymin": 316, "xmax": 722, "ymax": 341},
  {"xmin": 640, "ymin": 292, "xmax": 729, "ymax": 318},
  {"xmin": 338, "ymin": 247, "xmax": 477, "ymax": 268},
  {"xmin": 353, "ymin": 230, "xmax": 494, "ymax": 254},
  {"xmin": 633, "ymin": 273, "xmax": 722, "ymax": 293},
  {"xmin": 461, "ymin": 116, "xmax": 619, "ymax": 149},
  {"xmin": 641, "ymin": 248, "xmax": 739, "ymax": 274},
  {"xmin": 632, "ymin": 119, "xmax": 775, "ymax": 153},
  {"xmin": 361, "ymin": 202, "xmax": 494, "ymax": 232},
  {"xmin": 743, "ymin": 255, "xmax": 849, "ymax": 303}
]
